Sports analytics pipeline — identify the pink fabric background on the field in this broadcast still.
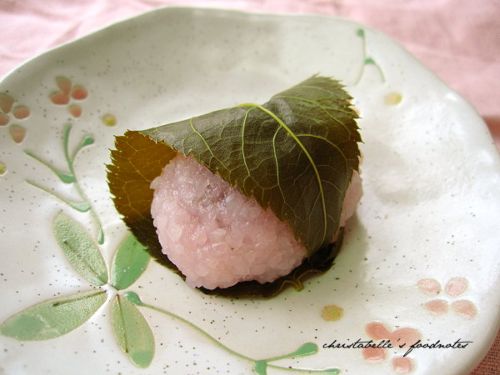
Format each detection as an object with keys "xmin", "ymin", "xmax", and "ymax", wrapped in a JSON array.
[{"xmin": 0, "ymin": 0, "xmax": 498, "ymax": 373}]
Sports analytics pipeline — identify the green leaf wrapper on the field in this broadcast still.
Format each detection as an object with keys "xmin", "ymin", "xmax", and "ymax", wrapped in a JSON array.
[{"xmin": 107, "ymin": 75, "xmax": 360, "ymax": 297}]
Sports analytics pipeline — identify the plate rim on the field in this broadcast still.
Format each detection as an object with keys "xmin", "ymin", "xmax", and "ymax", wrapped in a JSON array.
[{"xmin": 1, "ymin": 6, "xmax": 499, "ymax": 375}]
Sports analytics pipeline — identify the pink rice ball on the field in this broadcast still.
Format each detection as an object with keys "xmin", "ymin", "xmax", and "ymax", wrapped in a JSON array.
[{"xmin": 150, "ymin": 155, "xmax": 361, "ymax": 289}]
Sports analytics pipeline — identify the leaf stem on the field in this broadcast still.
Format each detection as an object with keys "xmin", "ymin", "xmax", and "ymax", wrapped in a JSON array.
[
  {"xmin": 374, "ymin": 63, "xmax": 386, "ymax": 83},
  {"xmin": 26, "ymin": 180, "xmax": 90, "ymax": 212},
  {"xmin": 353, "ymin": 28, "xmax": 385, "ymax": 84},
  {"xmin": 141, "ymin": 302, "xmax": 336, "ymax": 374},
  {"xmin": 267, "ymin": 366, "xmax": 335, "ymax": 373},
  {"xmin": 353, "ymin": 30, "xmax": 366, "ymax": 85},
  {"xmin": 142, "ymin": 302, "xmax": 254, "ymax": 362},
  {"xmin": 52, "ymin": 290, "xmax": 105, "ymax": 307},
  {"xmin": 24, "ymin": 150, "xmax": 75, "ymax": 183},
  {"xmin": 26, "ymin": 123, "xmax": 104, "ymax": 244},
  {"xmin": 116, "ymin": 295, "xmax": 131, "ymax": 354},
  {"xmin": 63, "ymin": 124, "xmax": 104, "ymax": 244},
  {"xmin": 73, "ymin": 181, "xmax": 105, "ymax": 244},
  {"xmin": 63, "ymin": 124, "xmax": 104, "ymax": 245}
]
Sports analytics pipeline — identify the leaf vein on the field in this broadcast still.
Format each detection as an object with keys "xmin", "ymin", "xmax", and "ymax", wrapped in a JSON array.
[
  {"xmin": 240, "ymin": 108, "xmax": 254, "ymax": 177},
  {"xmin": 239, "ymin": 103, "xmax": 328, "ymax": 244},
  {"xmin": 189, "ymin": 118, "xmax": 228, "ymax": 170}
]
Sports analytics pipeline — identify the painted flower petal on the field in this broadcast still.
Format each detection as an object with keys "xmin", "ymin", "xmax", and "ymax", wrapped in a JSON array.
[
  {"xmin": 362, "ymin": 347, "xmax": 386, "ymax": 362},
  {"xmin": 68, "ymin": 104, "xmax": 82, "ymax": 118},
  {"xmin": 365, "ymin": 322, "xmax": 392, "ymax": 340},
  {"xmin": 451, "ymin": 300, "xmax": 477, "ymax": 319},
  {"xmin": 0, "ymin": 112, "xmax": 9, "ymax": 126},
  {"xmin": 445, "ymin": 277, "xmax": 468, "ymax": 297},
  {"xmin": 390, "ymin": 327, "xmax": 421, "ymax": 348},
  {"xmin": 12, "ymin": 105, "xmax": 30, "ymax": 119},
  {"xmin": 50, "ymin": 91, "xmax": 70, "ymax": 105},
  {"xmin": 0, "ymin": 93, "xmax": 14, "ymax": 113},
  {"xmin": 392, "ymin": 357, "xmax": 413, "ymax": 374},
  {"xmin": 423, "ymin": 299, "xmax": 449, "ymax": 315},
  {"xmin": 9, "ymin": 124, "xmax": 26, "ymax": 143},
  {"xmin": 417, "ymin": 278, "xmax": 441, "ymax": 295},
  {"xmin": 56, "ymin": 76, "xmax": 72, "ymax": 94},
  {"xmin": 71, "ymin": 85, "xmax": 88, "ymax": 100}
]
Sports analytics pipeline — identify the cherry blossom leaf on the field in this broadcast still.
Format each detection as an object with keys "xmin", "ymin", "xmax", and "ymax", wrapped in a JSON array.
[{"xmin": 108, "ymin": 76, "xmax": 359, "ymax": 296}]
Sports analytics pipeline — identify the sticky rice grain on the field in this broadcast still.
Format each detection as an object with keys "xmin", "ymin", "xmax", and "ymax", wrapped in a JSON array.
[{"xmin": 151, "ymin": 155, "xmax": 360, "ymax": 289}]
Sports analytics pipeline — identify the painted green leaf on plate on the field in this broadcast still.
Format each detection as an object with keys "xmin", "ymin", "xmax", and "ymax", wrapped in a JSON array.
[
  {"xmin": 110, "ymin": 295, "xmax": 154, "ymax": 368},
  {"xmin": 110, "ymin": 233, "xmax": 150, "ymax": 290},
  {"xmin": 290, "ymin": 342, "xmax": 319, "ymax": 357},
  {"xmin": 323, "ymin": 369, "xmax": 341, "ymax": 374},
  {"xmin": 53, "ymin": 211, "xmax": 108, "ymax": 286},
  {"xmin": 0, "ymin": 291, "xmax": 106, "ymax": 340},
  {"xmin": 254, "ymin": 360, "xmax": 268, "ymax": 375},
  {"xmin": 123, "ymin": 291, "xmax": 143, "ymax": 306}
]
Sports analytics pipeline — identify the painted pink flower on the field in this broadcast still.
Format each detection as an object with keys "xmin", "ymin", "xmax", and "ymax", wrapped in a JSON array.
[
  {"xmin": 417, "ymin": 277, "xmax": 477, "ymax": 319},
  {"xmin": 362, "ymin": 321, "xmax": 421, "ymax": 374},
  {"xmin": 0, "ymin": 92, "xmax": 30, "ymax": 143},
  {"xmin": 49, "ymin": 76, "xmax": 87, "ymax": 118}
]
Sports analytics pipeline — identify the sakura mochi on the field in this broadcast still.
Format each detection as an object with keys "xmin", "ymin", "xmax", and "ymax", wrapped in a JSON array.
[
  {"xmin": 150, "ymin": 155, "xmax": 361, "ymax": 289},
  {"xmin": 109, "ymin": 76, "xmax": 362, "ymax": 293}
]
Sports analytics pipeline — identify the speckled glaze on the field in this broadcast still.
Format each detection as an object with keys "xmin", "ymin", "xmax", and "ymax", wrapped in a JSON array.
[{"xmin": 0, "ymin": 7, "xmax": 499, "ymax": 375}]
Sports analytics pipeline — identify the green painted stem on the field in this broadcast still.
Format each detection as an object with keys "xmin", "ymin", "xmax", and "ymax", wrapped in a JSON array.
[
  {"xmin": 24, "ymin": 124, "xmax": 104, "ymax": 243},
  {"xmin": 353, "ymin": 31, "xmax": 367, "ymax": 85},
  {"xmin": 142, "ymin": 302, "xmax": 254, "ymax": 362},
  {"xmin": 116, "ymin": 295, "xmax": 131, "ymax": 355},
  {"xmin": 141, "ymin": 302, "xmax": 334, "ymax": 374},
  {"xmin": 353, "ymin": 66, "xmax": 364, "ymax": 85},
  {"xmin": 63, "ymin": 124, "xmax": 105, "ymax": 244},
  {"xmin": 71, "ymin": 135, "xmax": 94, "ymax": 162},
  {"xmin": 353, "ymin": 29, "xmax": 385, "ymax": 85},
  {"xmin": 26, "ymin": 180, "xmax": 90, "ymax": 212},
  {"xmin": 24, "ymin": 150, "xmax": 75, "ymax": 183},
  {"xmin": 374, "ymin": 63, "xmax": 386, "ymax": 82},
  {"xmin": 73, "ymin": 182, "xmax": 104, "ymax": 244},
  {"xmin": 264, "ymin": 353, "xmax": 300, "ymax": 363},
  {"xmin": 267, "ymin": 366, "xmax": 336, "ymax": 374},
  {"xmin": 52, "ymin": 290, "xmax": 105, "ymax": 307}
]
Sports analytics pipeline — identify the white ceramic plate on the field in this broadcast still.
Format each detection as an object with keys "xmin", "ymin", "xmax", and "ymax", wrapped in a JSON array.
[{"xmin": 1, "ymin": 7, "xmax": 499, "ymax": 375}]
